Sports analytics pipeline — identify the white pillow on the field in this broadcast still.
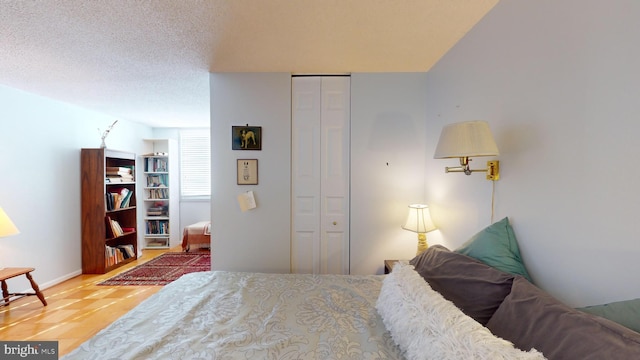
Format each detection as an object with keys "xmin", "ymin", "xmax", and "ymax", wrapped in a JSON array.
[{"xmin": 376, "ymin": 262, "xmax": 546, "ymax": 360}]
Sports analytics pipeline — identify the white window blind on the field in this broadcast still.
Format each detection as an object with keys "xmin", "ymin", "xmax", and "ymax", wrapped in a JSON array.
[{"xmin": 180, "ymin": 129, "xmax": 211, "ymax": 197}]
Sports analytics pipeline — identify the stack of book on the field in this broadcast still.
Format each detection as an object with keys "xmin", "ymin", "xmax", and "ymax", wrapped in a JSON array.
[
  {"xmin": 147, "ymin": 202, "xmax": 168, "ymax": 216},
  {"xmin": 105, "ymin": 244, "xmax": 135, "ymax": 267},
  {"xmin": 144, "ymin": 157, "xmax": 168, "ymax": 172},
  {"xmin": 106, "ymin": 166, "xmax": 134, "ymax": 183},
  {"xmin": 147, "ymin": 188, "xmax": 168, "ymax": 199},
  {"xmin": 146, "ymin": 220, "xmax": 169, "ymax": 234},
  {"xmin": 105, "ymin": 216, "xmax": 134, "ymax": 238},
  {"xmin": 146, "ymin": 173, "xmax": 168, "ymax": 187},
  {"xmin": 105, "ymin": 216, "xmax": 123, "ymax": 238}
]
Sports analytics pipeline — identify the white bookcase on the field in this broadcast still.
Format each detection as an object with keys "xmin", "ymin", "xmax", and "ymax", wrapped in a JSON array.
[{"xmin": 141, "ymin": 139, "xmax": 179, "ymax": 249}]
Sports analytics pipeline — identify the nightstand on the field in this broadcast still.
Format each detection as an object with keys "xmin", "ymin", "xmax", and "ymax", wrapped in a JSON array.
[{"xmin": 384, "ymin": 260, "xmax": 399, "ymax": 274}]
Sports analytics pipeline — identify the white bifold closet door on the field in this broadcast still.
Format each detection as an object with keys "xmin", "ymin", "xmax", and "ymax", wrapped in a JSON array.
[{"xmin": 291, "ymin": 76, "xmax": 350, "ymax": 274}]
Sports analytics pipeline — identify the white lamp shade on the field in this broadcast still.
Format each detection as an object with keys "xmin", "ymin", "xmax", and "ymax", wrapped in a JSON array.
[
  {"xmin": 0, "ymin": 207, "xmax": 20, "ymax": 238},
  {"xmin": 434, "ymin": 120, "xmax": 499, "ymax": 158},
  {"xmin": 402, "ymin": 204, "xmax": 436, "ymax": 233}
]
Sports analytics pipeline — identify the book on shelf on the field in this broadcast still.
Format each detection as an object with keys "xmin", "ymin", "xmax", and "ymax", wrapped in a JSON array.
[
  {"xmin": 146, "ymin": 239, "xmax": 168, "ymax": 247},
  {"xmin": 106, "ymin": 166, "xmax": 134, "ymax": 183},
  {"xmin": 105, "ymin": 216, "xmax": 115, "ymax": 238},
  {"xmin": 146, "ymin": 220, "xmax": 169, "ymax": 234},
  {"xmin": 147, "ymin": 203, "xmax": 168, "ymax": 216},
  {"xmin": 112, "ymin": 219, "xmax": 124, "ymax": 237},
  {"xmin": 144, "ymin": 157, "xmax": 168, "ymax": 172},
  {"xmin": 120, "ymin": 188, "xmax": 133, "ymax": 208},
  {"xmin": 114, "ymin": 193, "xmax": 123, "ymax": 209},
  {"xmin": 106, "ymin": 176, "xmax": 134, "ymax": 183},
  {"xmin": 107, "ymin": 166, "xmax": 132, "ymax": 174},
  {"xmin": 105, "ymin": 192, "xmax": 115, "ymax": 211},
  {"xmin": 147, "ymin": 188, "xmax": 168, "ymax": 199},
  {"xmin": 117, "ymin": 244, "xmax": 135, "ymax": 258},
  {"xmin": 146, "ymin": 174, "xmax": 168, "ymax": 187},
  {"xmin": 106, "ymin": 188, "xmax": 134, "ymax": 211},
  {"xmin": 105, "ymin": 217, "xmax": 125, "ymax": 238},
  {"xmin": 105, "ymin": 193, "xmax": 113, "ymax": 212}
]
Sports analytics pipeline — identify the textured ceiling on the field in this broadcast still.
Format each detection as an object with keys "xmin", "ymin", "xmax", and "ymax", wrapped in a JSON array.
[{"xmin": 0, "ymin": 1, "xmax": 498, "ymax": 128}]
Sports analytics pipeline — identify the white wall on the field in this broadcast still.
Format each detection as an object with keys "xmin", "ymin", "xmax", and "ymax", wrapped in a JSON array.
[
  {"xmin": 350, "ymin": 73, "xmax": 431, "ymax": 274},
  {"xmin": 423, "ymin": 0, "xmax": 640, "ymax": 306},
  {"xmin": 210, "ymin": 73, "xmax": 292, "ymax": 273},
  {"xmin": 0, "ymin": 85, "xmax": 152, "ymax": 291},
  {"xmin": 209, "ymin": 73, "xmax": 431, "ymax": 275}
]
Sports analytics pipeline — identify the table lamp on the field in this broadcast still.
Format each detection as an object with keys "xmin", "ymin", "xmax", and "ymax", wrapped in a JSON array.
[
  {"xmin": 0, "ymin": 207, "xmax": 20, "ymax": 238},
  {"xmin": 402, "ymin": 204, "xmax": 436, "ymax": 255}
]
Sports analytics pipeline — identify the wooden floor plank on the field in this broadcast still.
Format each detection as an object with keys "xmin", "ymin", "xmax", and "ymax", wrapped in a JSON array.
[{"xmin": 0, "ymin": 247, "xmax": 177, "ymax": 356}]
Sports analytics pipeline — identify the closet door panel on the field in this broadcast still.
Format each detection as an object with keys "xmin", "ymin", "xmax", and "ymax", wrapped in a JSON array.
[
  {"xmin": 320, "ymin": 77, "xmax": 350, "ymax": 275},
  {"xmin": 292, "ymin": 76, "xmax": 350, "ymax": 274},
  {"xmin": 291, "ymin": 77, "xmax": 322, "ymax": 273}
]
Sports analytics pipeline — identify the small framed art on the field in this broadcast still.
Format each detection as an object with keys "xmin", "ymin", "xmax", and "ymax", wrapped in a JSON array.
[
  {"xmin": 232, "ymin": 126, "xmax": 262, "ymax": 150},
  {"xmin": 237, "ymin": 159, "xmax": 258, "ymax": 185}
]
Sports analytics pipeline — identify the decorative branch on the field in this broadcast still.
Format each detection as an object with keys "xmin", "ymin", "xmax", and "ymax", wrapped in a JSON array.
[{"xmin": 99, "ymin": 120, "xmax": 118, "ymax": 147}]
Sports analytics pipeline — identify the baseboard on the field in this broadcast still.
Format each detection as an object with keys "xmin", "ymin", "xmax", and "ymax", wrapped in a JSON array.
[{"xmin": 39, "ymin": 270, "xmax": 83, "ymax": 291}]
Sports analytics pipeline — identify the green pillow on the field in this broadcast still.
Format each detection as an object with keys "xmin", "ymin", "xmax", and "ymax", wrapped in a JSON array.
[
  {"xmin": 578, "ymin": 298, "xmax": 640, "ymax": 333},
  {"xmin": 455, "ymin": 217, "xmax": 533, "ymax": 282}
]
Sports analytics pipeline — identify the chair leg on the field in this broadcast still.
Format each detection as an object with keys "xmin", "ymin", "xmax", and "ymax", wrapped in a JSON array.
[
  {"xmin": 26, "ymin": 272, "xmax": 47, "ymax": 306},
  {"xmin": 1, "ymin": 280, "xmax": 8, "ymax": 305}
]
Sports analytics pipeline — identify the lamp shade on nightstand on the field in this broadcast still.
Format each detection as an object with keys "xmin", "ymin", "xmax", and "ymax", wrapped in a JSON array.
[
  {"xmin": 402, "ymin": 204, "xmax": 436, "ymax": 255},
  {"xmin": 402, "ymin": 204, "xmax": 436, "ymax": 234},
  {"xmin": 0, "ymin": 207, "xmax": 20, "ymax": 238}
]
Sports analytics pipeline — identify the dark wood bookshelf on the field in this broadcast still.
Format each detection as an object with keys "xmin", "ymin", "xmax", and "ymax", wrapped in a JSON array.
[{"xmin": 81, "ymin": 148, "xmax": 138, "ymax": 274}]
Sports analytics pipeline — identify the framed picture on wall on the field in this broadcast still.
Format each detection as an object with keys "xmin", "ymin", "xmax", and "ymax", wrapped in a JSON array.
[
  {"xmin": 237, "ymin": 159, "xmax": 258, "ymax": 185},
  {"xmin": 232, "ymin": 126, "xmax": 262, "ymax": 150}
]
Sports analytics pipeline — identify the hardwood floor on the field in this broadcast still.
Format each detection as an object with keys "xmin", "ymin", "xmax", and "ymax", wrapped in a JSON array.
[{"xmin": 0, "ymin": 247, "xmax": 179, "ymax": 356}]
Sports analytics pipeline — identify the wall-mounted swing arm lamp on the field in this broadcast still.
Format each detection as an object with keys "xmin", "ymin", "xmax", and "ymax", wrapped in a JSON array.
[{"xmin": 434, "ymin": 120, "xmax": 500, "ymax": 181}]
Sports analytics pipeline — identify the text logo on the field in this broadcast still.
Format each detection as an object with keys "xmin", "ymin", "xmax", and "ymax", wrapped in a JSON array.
[{"xmin": 1, "ymin": 341, "xmax": 58, "ymax": 359}]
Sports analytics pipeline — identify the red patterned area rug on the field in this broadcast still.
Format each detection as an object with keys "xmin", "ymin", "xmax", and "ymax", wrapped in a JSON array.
[{"xmin": 98, "ymin": 252, "xmax": 210, "ymax": 286}]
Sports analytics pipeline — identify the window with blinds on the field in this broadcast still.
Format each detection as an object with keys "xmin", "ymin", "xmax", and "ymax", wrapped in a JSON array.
[{"xmin": 180, "ymin": 129, "xmax": 211, "ymax": 198}]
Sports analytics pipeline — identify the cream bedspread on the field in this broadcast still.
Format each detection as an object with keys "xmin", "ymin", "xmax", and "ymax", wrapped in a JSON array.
[
  {"xmin": 63, "ymin": 271, "xmax": 403, "ymax": 359},
  {"xmin": 181, "ymin": 221, "xmax": 211, "ymax": 251}
]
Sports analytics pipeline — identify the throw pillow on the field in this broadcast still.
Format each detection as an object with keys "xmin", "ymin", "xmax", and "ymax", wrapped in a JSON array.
[
  {"xmin": 578, "ymin": 298, "xmax": 640, "ymax": 333},
  {"xmin": 409, "ymin": 245, "xmax": 514, "ymax": 325},
  {"xmin": 487, "ymin": 277, "xmax": 640, "ymax": 359},
  {"xmin": 455, "ymin": 217, "xmax": 533, "ymax": 282},
  {"xmin": 376, "ymin": 262, "xmax": 545, "ymax": 360}
]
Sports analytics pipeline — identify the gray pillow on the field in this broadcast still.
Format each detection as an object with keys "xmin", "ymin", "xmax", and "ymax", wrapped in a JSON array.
[
  {"xmin": 487, "ymin": 277, "xmax": 640, "ymax": 359},
  {"xmin": 409, "ymin": 245, "xmax": 515, "ymax": 326}
]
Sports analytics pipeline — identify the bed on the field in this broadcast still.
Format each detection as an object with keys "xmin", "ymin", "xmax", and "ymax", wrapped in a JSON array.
[
  {"xmin": 62, "ymin": 271, "xmax": 403, "ymax": 359},
  {"xmin": 62, "ymin": 218, "xmax": 640, "ymax": 359},
  {"xmin": 62, "ymin": 265, "xmax": 549, "ymax": 360},
  {"xmin": 181, "ymin": 221, "xmax": 211, "ymax": 252}
]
